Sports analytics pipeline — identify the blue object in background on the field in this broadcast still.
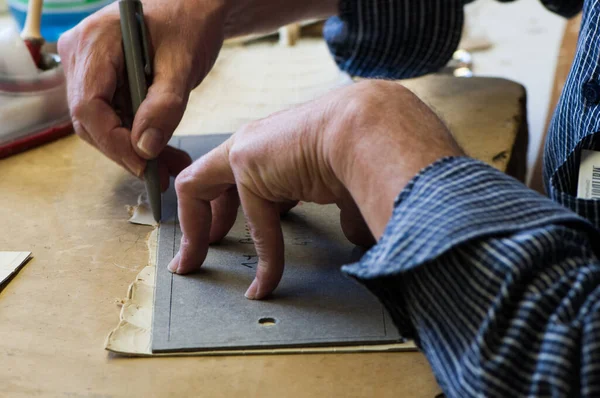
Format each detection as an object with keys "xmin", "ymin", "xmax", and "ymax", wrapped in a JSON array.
[{"xmin": 8, "ymin": 0, "xmax": 113, "ymax": 43}]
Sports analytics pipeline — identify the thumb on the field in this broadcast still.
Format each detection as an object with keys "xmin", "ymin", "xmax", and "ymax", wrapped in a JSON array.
[{"xmin": 130, "ymin": 77, "xmax": 188, "ymax": 159}]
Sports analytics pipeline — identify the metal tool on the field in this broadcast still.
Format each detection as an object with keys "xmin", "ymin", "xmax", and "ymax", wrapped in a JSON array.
[{"xmin": 119, "ymin": 0, "xmax": 161, "ymax": 222}]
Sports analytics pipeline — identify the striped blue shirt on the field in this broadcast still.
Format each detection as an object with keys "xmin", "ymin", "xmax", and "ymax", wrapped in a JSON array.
[{"xmin": 325, "ymin": 1, "xmax": 600, "ymax": 396}]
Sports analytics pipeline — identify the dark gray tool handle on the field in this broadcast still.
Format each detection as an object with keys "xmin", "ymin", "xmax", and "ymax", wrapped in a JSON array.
[
  {"xmin": 119, "ymin": 0, "xmax": 147, "ymax": 114},
  {"xmin": 119, "ymin": 0, "xmax": 162, "ymax": 222},
  {"xmin": 144, "ymin": 159, "xmax": 161, "ymax": 221}
]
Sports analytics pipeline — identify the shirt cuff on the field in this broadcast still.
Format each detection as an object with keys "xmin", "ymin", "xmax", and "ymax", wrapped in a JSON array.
[{"xmin": 342, "ymin": 156, "xmax": 594, "ymax": 338}]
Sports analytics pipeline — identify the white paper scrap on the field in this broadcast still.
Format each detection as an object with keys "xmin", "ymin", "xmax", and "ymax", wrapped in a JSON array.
[{"xmin": 0, "ymin": 251, "xmax": 32, "ymax": 286}]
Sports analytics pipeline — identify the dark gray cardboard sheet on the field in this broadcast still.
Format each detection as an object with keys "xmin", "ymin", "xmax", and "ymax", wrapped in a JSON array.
[{"xmin": 151, "ymin": 135, "xmax": 401, "ymax": 353}]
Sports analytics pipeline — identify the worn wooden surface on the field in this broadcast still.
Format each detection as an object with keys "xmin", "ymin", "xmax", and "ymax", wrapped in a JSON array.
[
  {"xmin": 0, "ymin": 37, "xmax": 528, "ymax": 396},
  {"xmin": 403, "ymin": 75, "xmax": 527, "ymax": 181},
  {"xmin": 0, "ymin": 135, "xmax": 442, "ymax": 398},
  {"xmin": 530, "ymin": 14, "xmax": 581, "ymax": 193}
]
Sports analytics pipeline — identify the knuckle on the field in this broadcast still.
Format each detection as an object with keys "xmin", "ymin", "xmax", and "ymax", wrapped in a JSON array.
[
  {"xmin": 57, "ymin": 30, "xmax": 73, "ymax": 58},
  {"xmin": 150, "ymin": 88, "xmax": 186, "ymax": 112},
  {"xmin": 70, "ymin": 100, "xmax": 87, "ymax": 122},
  {"xmin": 229, "ymin": 121, "xmax": 259, "ymax": 167},
  {"xmin": 174, "ymin": 168, "xmax": 195, "ymax": 196},
  {"xmin": 135, "ymin": 89, "xmax": 187, "ymax": 132},
  {"xmin": 344, "ymin": 80, "xmax": 411, "ymax": 125},
  {"xmin": 164, "ymin": 91, "xmax": 185, "ymax": 110},
  {"xmin": 358, "ymin": 80, "xmax": 410, "ymax": 105},
  {"xmin": 227, "ymin": 142, "xmax": 248, "ymax": 170},
  {"xmin": 78, "ymin": 17, "xmax": 103, "ymax": 40},
  {"xmin": 236, "ymin": 120, "xmax": 258, "ymax": 138},
  {"xmin": 71, "ymin": 120, "xmax": 88, "ymax": 140}
]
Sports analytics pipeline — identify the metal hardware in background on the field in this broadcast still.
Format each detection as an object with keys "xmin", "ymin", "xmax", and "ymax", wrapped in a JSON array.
[{"xmin": 441, "ymin": 49, "xmax": 474, "ymax": 78}]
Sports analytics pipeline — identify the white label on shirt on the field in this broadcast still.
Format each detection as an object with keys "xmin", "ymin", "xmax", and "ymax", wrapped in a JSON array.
[{"xmin": 577, "ymin": 149, "xmax": 600, "ymax": 200}]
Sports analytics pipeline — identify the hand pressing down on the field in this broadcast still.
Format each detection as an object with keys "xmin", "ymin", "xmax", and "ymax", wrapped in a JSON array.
[
  {"xmin": 168, "ymin": 80, "xmax": 463, "ymax": 299},
  {"xmin": 58, "ymin": 0, "xmax": 227, "ymax": 188}
]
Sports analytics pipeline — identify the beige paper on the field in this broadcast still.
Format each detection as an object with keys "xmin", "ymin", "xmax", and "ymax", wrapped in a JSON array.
[{"xmin": 0, "ymin": 251, "xmax": 31, "ymax": 286}]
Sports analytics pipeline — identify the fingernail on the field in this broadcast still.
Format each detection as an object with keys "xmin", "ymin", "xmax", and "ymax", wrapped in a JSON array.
[
  {"xmin": 137, "ymin": 128, "xmax": 163, "ymax": 158},
  {"xmin": 167, "ymin": 260, "xmax": 178, "ymax": 274},
  {"xmin": 122, "ymin": 157, "xmax": 143, "ymax": 177},
  {"xmin": 244, "ymin": 278, "xmax": 260, "ymax": 300}
]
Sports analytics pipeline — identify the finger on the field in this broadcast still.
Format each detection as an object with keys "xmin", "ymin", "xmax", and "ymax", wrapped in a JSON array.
[
  {"xmin": 169, "ymin": 189, "xmax": 212, "ymax": 275},
  {"xmin": 209, "ymin": 188, "xmax": 240, "ymax": 243},
  {"xmin": 130, "ymin": 63, "xmax": 190, "ymax": 159},
  {"xmin": 338, "ymin": 197, "xmax": 376, "ymax": 248},
  {"xmin": 63, "ymin": 18, "xmax": 147, "ymax": 176},
  {"xmin": 157, "ymin": 146, "xmax": 193, "ymax": 192},
  {"xmin": 71, "ymin": 119, "xmax": 94, "ymax": 147},
  {"xmin": 74, "ymin": 99, "xmax": 145, "ymax": 177},
  {"xmin": 72, "ymin": 117, "xmax": 139, "ymax": 180},
  {"xmin": 238, "ymin": 185, "xmax": 284, "ymax": 300},
  {"xmin": 168, "ymin": 142, "xmax": 235, "ymax": 274}
]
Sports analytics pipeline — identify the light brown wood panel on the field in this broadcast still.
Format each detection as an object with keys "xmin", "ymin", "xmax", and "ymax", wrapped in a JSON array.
[{"xmin": 530, "ymin": 14, "xmax": 581, "ymax": 193}]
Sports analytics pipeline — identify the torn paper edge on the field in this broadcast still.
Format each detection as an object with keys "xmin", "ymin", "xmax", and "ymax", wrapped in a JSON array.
[
  {"xmin": 105, "ymin": 228, "xmax": 417, "ymax": 357},
  {"xmin": 126, "ymin": 193, "xmax": 158, "ymax": 227}
]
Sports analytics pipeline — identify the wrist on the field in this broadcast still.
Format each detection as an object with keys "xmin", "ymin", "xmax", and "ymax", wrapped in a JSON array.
[
  {"xmin": 222, "ymin": 0, "xmax": 338, "ymax": 39},
  {"xmin": 326, "ymin": 81, "xmax": 463, "ymax": 239}
]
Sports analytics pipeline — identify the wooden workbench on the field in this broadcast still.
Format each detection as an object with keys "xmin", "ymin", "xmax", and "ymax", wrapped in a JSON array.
[
  {"xmin": 0, "ymin": 33, "xmax": 527, "ymax": 395},
  {"xmin": 0, "ymin": 136, "xmax": 441, "ymax": 397}
]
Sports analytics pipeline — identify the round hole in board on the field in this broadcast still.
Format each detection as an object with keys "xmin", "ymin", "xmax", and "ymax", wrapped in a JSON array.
[{"xmin": 258, "ymin": 317, "xmax": 277, "ymax": 326}]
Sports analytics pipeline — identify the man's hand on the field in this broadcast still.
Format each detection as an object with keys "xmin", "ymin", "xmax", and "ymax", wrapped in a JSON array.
[
  {"xmin": 169, "ymin": 80, "xmax": 463, "ymax": 299},
  {"xmin": 57, "ymin": 0, "xmax": 338, "ymax": 187},
  {"xmin": 58, "ymin": 0, "xmax": 226, "ymax": 184}
]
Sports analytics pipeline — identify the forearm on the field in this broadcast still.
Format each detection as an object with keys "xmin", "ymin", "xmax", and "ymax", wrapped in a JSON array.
[
  {"xmin": 343, "ymin": 157, "xmax": 600, "ymax": 397},
  {"xmin": 222, "ymin": 0, "xmax": 338, "ymax": 39}
]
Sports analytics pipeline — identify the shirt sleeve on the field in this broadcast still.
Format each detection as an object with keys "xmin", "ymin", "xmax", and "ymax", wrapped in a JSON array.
[
  {"xmin": 324, "ymin": 0, "xmax": 582, "ymax": 79},
  {"xmin": 323, "ymin": 0, "xmax": 465, "ymax": 79},
  {"xmin": 343, "ymin": 157, "xmax": 600, "ymax": 397}
]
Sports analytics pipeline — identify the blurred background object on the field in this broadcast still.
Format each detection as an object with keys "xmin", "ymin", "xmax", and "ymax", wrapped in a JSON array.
[
  {"xmin": 462, "ymin": 0, "xmax": 567, "ymax": 184},
  {"xmin": 7, "ymin": 0, "xmax": 112, "ymax": 43},
  {"xmin": 0, "ymin": 8, "xmax": 71, "ymax": 159}
]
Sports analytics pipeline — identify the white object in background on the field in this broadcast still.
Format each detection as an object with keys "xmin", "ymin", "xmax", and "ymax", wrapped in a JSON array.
[
  {"xmin": 577, "ymin": 150, "xmax": 600, "ymax": 199},
  {"xmin": 0, "ymin": 251, "xmax": 31, "ymax": 286},
  {"xmin": 0, "ymin": 83, "xmax": 69, "ymax": 145},
  {"xmin": 0, "ymin": 25, "xmax": 38, "ymax": 78},
  {"xmin": 0, "ymin": 25, "xmax": 69, "ymax": 145}
]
